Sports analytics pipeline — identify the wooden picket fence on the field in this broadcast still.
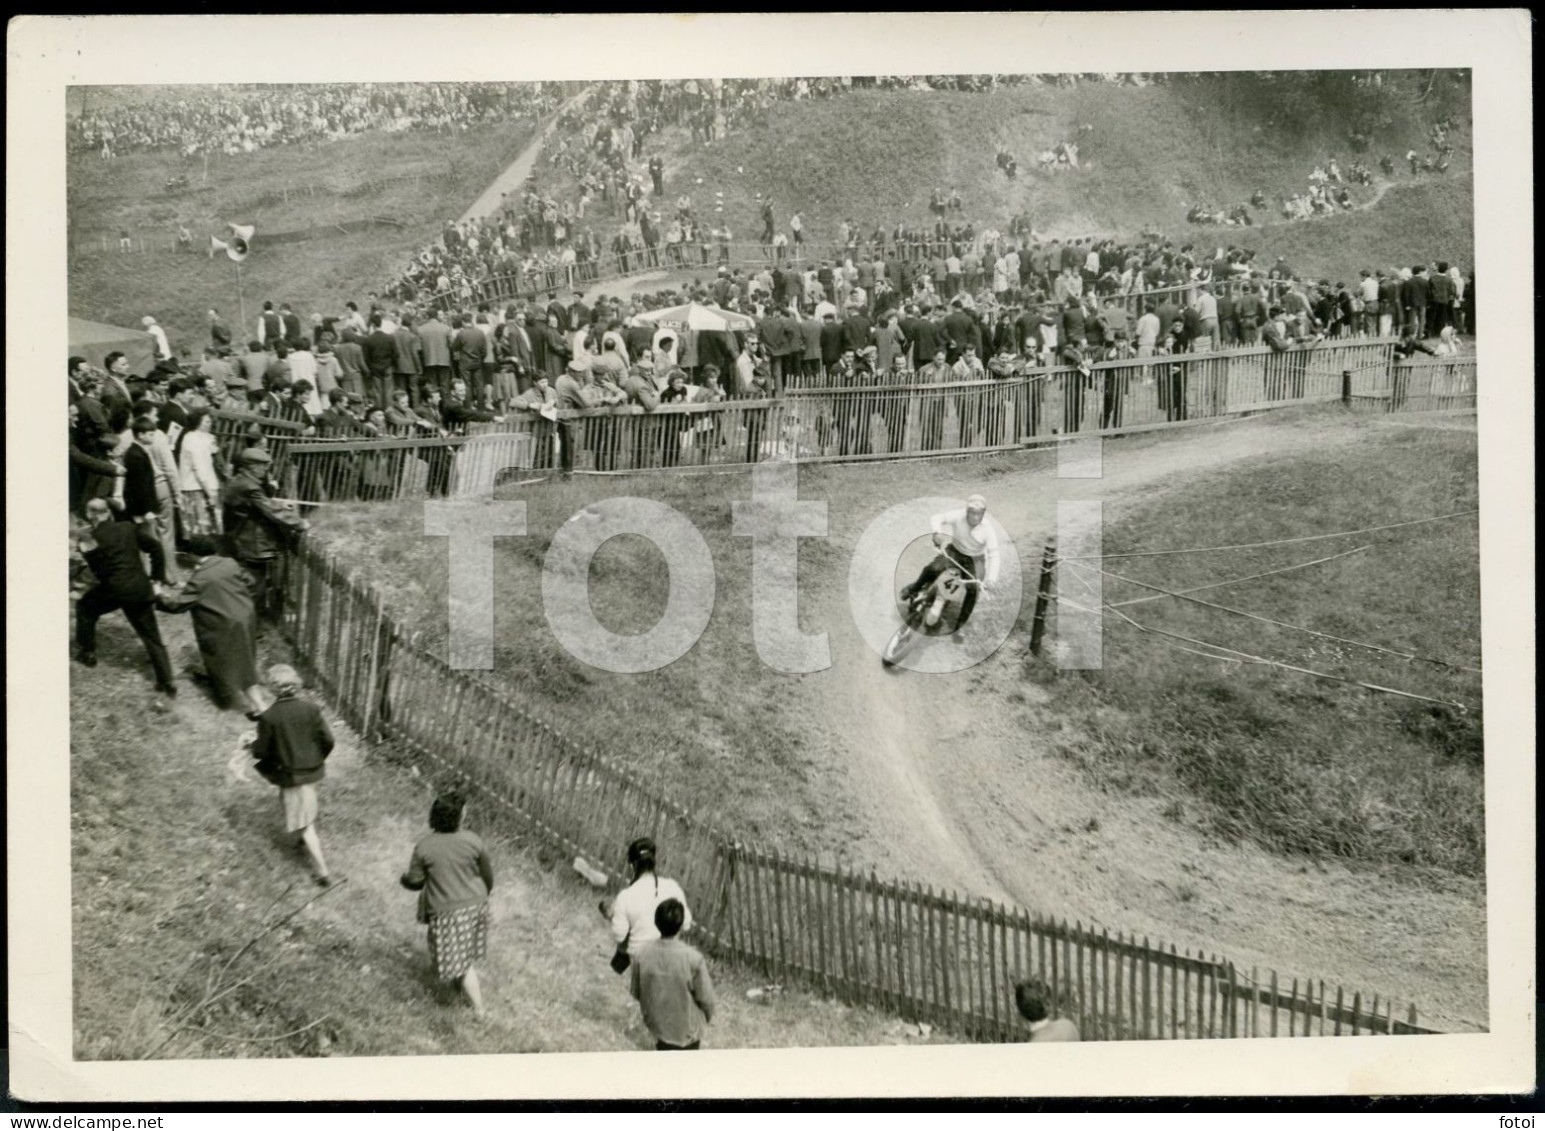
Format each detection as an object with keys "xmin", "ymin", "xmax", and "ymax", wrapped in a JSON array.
[
  {"xmin": 1347, "ymin": 355, "xmax": 1477, "ymax": 413},
  {"xmin": 272, "ymin": 538, "xmax": 1438, "ymax": 1042},
  {"xmin": 277, "ymin": 339, "xmax": 1403, "ymax": 504}
]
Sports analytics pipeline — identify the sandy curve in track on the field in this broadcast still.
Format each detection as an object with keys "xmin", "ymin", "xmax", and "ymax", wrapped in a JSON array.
[{"xmin": 800, "ymin": 413, "xmax": 1486, "ymax": 1032}]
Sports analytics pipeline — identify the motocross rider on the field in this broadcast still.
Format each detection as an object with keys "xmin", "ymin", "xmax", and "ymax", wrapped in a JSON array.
[{"xmin": 899, "ymin": 494, "xmax": 1000, "ymax": 637}]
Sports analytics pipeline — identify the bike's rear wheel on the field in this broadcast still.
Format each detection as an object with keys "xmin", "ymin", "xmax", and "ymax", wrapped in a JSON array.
[{"xmin": 882, "ymin": 623, "xmax": 918, "ymax": 667}]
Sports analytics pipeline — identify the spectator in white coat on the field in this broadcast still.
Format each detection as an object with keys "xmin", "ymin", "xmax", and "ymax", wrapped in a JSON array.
[
  {"xmin": 607, "ymin": 837, "xmax": 692, "ymax": 965},
  {"xmin": 177, "ymin": 408, "xmax": 224, "ymax": 538}
]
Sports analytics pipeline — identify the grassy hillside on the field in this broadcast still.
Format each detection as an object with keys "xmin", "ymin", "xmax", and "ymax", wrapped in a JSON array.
[
  {"xmin": 67, "ymin": 119, "xmax": 536, "ymax": 353},
  {"xmin": 1022, "ymin": 424, "xmax": 1482, "ymax": 876},
  {"xmin": 72, "ymin": 611, "xmax": 942, "ymax": 1059},
  {"xmin": 545, "ymin": 83, "xmax": 1472, "ymax": 282},
  {"xmin": 308, "ymin": 472, "xmax": 865, "ymax": 858}
]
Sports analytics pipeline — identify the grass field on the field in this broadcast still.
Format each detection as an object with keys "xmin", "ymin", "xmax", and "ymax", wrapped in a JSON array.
[
  {"xmin": 71, "ymin": 613, "xmax": 943, "ymax": 1059},
  {"xmin": 1020, "ymin": 425, "xmax": 1482, "ymax": 876},
  {"xmin": 539, "ymin": 83, "xmax": 1472, "ymax": 284},
  {"xmin": 68, "ymin": 117, "xmax": 538, "ymax": 353}
]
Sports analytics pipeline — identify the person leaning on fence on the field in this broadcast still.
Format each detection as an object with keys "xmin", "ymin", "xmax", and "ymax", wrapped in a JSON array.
[
  {"xmin": 1015, "ymin": 976, "xmax": 1081, "ymax": 1042},
  {"xmin": 552, "ymin": 360, "xmax": 594, "ymax": 477},
  {"xmin": 606, "ymin": 837, "xmax": 692, "ymax": 975},
  {"xmin": 222, "ymin": 447, "xmax": 308, "ymax": 620},
  {"xmin": 401, "ymin": 791, "xmax": 495, "ymax": 1019},
  {"xmin": 1389, "ymin": 333, "xmax": 1439, "ymax": 411},
  {"xmin": 250, "ymin": 663, "xmax": 334, "ymax": 887}
]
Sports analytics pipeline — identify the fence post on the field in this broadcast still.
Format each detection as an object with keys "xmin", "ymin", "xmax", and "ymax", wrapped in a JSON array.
[
  {"xmin": 360, "ymin": 589, "xmax": 387, "ymax": 741},
  {"xmin": 1028, "ymin": 535, "xmax": 1058, "ymax": 657},
  {"xmin": 713, "ymin": 840, "xmax": 739, "ymax": 959},
  {"xmin": 1341, "ymin": 368, "xmax": 1353, "ymax": 405}
]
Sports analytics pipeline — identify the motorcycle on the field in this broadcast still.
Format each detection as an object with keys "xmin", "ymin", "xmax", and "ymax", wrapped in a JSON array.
[{"xmin": 881, "ymin": 553, "xmax": 983, "ymax": 668}]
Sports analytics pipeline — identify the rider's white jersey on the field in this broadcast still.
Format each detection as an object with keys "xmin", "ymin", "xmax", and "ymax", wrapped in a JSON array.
[{"xmin": 930, "ymin": 508, "xmax": 1000, "ymax": 585}]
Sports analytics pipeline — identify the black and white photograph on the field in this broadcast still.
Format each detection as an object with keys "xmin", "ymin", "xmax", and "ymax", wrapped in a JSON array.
[{"xmin": 7, "ymin": 11, "xmax": 1534, "ymax": 1105}]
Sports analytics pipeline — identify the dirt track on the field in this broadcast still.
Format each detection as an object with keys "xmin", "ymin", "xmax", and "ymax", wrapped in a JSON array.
[
  {"xmin": 458, "ymin": 89, "xmax": 593, "ymax": 225},
  {"xmin": 799, "ymin": 412, "xmax": 1487, "ymax": 1031}
]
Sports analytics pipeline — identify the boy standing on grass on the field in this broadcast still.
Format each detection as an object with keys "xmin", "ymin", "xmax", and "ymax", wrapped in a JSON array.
[
  {"xmin": 250, "ymin": 664, "xmax": 335, "ymax": 887},
  {"xmin": 629, "ymin": 899, "xmax": 715, "ymax": 1051}
]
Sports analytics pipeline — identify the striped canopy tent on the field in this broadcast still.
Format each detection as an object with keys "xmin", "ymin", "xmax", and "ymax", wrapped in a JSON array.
[
  {"xmin": 627, "ymin": 302, "xmax": 756, "ymax": 333},
  {"xmin": 69, "ymin": 317, "xmax": 157, "ymax": 377}
]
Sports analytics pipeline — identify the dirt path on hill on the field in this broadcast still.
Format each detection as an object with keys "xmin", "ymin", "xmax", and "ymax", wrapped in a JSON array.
[
  {"xmin": 458, "ymin": 89, "xmax": 593, "ymax": 225},
  {"xmin": 802, "ymin": 413, "xmax": 1488, "ymax": 1032}
]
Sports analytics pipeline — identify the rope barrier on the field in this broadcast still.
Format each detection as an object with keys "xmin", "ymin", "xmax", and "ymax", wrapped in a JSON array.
[
  {"xmin": 1060, "ymin": 563, "xmax": 1475, "ymax": 712},
  {"xmin": 1093, "ymin": 563, "xmax": 1484, "ymax": 673},
  {"xmin": 1104, "ymin": 545, "xmax": 1371, "ymax": 609},
  {"xmin": 1060, "ymin": 509, "xmax": 1479, "ymax": 561}
]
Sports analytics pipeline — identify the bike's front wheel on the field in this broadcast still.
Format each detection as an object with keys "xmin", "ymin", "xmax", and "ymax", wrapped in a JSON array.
[{"xmin": 882, "ymin": 623, "xmax": 918, "ymax": 667}]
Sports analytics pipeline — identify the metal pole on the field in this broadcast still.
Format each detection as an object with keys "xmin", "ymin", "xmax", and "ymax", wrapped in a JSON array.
[
  {"xmin": 236, "ymin": 261, "xmax": 247, "ymax": 332},
  {"xmin": 1029, "ymin": 535, "xmax": 1058, "ymax": 657}
]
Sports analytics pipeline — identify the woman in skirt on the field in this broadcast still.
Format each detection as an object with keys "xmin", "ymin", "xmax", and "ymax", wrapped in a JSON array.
[
  {"xmin": 401, "ymin": 791, "xmax": 495, "ymax": 1018},
  {"xmin": 177, "ymin": 408, "xmax": 224, "ymax": 539}
]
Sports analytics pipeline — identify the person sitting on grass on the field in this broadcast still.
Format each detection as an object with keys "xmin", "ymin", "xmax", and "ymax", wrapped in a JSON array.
[{"xmin": 1015, "ymin": 976, "xmax": 1081, "ymax": 1042}]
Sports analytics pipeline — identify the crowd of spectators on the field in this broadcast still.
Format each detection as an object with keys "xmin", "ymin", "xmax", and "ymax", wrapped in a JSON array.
[
  {"xmin": 1188, "ymin": 132, "xmax": 1458, "ymax": 230},
  {"xmin": 369, "ymin": 74, "xmax": 1467, "ymax": 352},
  {"xmin": 74, "ymin": 239, "xmax": 1470, "ymax": 463},
  {"xmin": 70, "ymin": 82, "xmax": 558, "ymax": 159},
  {"xmin": 374, "ymin": 76, "xmax": 1173, "ymax": 313},
  {"xmin": 71, "ymin": 75, "xmax": 1474, "ymax": 497}
]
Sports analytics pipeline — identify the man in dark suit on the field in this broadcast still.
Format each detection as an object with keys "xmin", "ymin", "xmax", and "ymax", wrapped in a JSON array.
[
  {"xmin": 1377, "ymin": 269, "xmax": 1404, "ymax": 339},
  {"xmin": 568, "ymin": 291, "xmax": 592, "ymax": 337},
  {"xmin": 1234, "ymin": 286, "xmax": 1265, "ymax": 346},
  {"xmin": 280, "ymin": 303, "xmax": 304, "ymax": 348},
  {"xmin": 415, "ymin": 310, "xmax": 454, "ymax": 403},
  {"xmin": 818, "ymin": 313, "xmax": 847, "ymax": 379},
  {"xmin": 450, "ymin": 314, "xmax": 491, "ymax": 409},
  {"xmin": 1427, "ymin": 262, "xmax": 1454, "ymax": 336},
  {"xmin": 121, "ymin": 416, "xmax": 160, "ymax": 525},
  {"xmin": 1402, "ymin": 267, "xmax": 1430, "ymax": 340},
  {"xmin": 157, "ymin": 378, "xmax": 194, "ymax": 440},
  {"xmin": 842, "ymin": 303, "xmax": 874, "ymax": 355},
  {"xmin": 363, "ymin": 315, "xmax": 399, "ymax": 410},
  {"xmin": 502, "ymin": 314, "xmax": 536, "ymax": 392},
  {"xmin": 74, "ymin": 497, "xmax": 177, "ymax": 695},
  {"xmin": 943, "ymin": 298, "xmax": 978, "ymax": 364}
]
